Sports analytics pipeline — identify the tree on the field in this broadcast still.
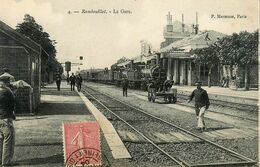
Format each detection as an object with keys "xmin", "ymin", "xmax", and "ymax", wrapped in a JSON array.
[
  {"xmin": 16, "ymin": 14, "xmax": 57, "ymax": 55},
  {"xmin": 16, "ymin": 14, "xmax": 62, "ymax": 82},
  {"xmin": 192, "ymin": 44, "xmax": 220, "ymax": 87},
  {"xmin": 218, "ymin": 31, "xmax": 258, "ymax": 90}
]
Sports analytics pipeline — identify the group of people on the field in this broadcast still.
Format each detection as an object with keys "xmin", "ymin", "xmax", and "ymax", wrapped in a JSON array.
[
  {"xmin": 56, "ymin": 73, "xmax": 83, "ymax": 92},
  {"xmin": 68, "ymin": 73, "xmax": 83, "ymax": 91},
  {"xmin": 221, "ymin": 76, "xmax": 230, "ymax": 87}
]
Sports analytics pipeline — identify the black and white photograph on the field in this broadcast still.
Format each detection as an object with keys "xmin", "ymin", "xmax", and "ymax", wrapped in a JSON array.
[{"xmin": 0, "ymin": 0, "xmax": 259, "ymax": 166}]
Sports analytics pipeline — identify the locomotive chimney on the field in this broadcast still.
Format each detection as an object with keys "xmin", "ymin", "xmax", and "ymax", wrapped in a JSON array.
[
  {"xmin": 151, "ymin": 58, "xmax": 156, "ymax": 66},
  {"xmin": 156, "ymin": 54, "xmax": 161, "ymax": 65},
  {"xmin": 130, "ymin": 60, "xmax": 134, "ymax": 69}
]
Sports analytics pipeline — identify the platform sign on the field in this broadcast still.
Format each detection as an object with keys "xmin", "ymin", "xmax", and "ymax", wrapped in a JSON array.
[
  {"xmin": 65, "ymin": 61, "xmax": 71, "ymax": 72},
  {"xmin": 63, "ymin": 122, "xmax": 101, "ymax": 167}
]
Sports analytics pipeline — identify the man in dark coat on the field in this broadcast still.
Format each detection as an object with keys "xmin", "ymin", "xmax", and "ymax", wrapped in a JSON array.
[
  {"xmin": 188, "ymin": 81, "xmax": 210, "ymax": 132},
  {"xmin": 122, "ymin": 77, "xmax": 129, "ymax": 97},
  {"xmin": 0, "ymin": 75, "xmax": 16, "ymax": 165},
  {"xmin": 56, "ymin": 74, "xmax": 61, "ymax": 91},
  {"xmin": 69, "ymin": 73, "xmax": 76, "ymax": 91},
  {"xmin": 76, "ymin": 73, "xmax": 83, "ymax": 92}
]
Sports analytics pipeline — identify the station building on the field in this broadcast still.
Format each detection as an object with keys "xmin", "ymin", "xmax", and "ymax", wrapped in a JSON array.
[
  {"xmin": 157, "ymin": 12, "xmax": 258, "ymax": 88},
  {"xmin": 159, "ymin": 30, "xmax": 226, "ymax": 86},
  {"xmin": 0, "ymin": 20, "xmax": 41, "ymax": 114}
]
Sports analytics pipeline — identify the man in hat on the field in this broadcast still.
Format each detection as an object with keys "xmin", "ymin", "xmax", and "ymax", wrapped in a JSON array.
[
  {"xmin": 56, "ymin": 74, "xmax": 61, "ymax": 91},
  {"xmin": 75, "ymin": 73, "xmax": 83, "ymax": 92},
  {"xmin": 188, "ymin": 81, "xmax": 210, "ymax": 132},
  {"xmin": 69, "ymin": 73, "xmax": 76, "ymax": 91},
  {"xmin": 122, "ymin": 77, "xmax": 129, "ymax": 97},
  {"xmin": 0, "ymin": 75, "xmax": 16, "ymax": 165},
  {"xmin": 2, "ymin": 68, "xmax": 15, "ymax": 83}
]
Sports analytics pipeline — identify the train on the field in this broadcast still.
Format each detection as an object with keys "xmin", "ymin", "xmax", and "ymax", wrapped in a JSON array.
[
  {"xmin": 80, "ymin": 54, "xmax": 177, "ymax": 103},
  {"xmin": 81, "ymin": 56, "xmax": 167, "ymax": 90}
]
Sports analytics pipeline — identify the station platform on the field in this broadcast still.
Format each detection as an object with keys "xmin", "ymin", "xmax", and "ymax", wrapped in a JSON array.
[{"xmin": 12, "ymin": 82, "xmax": 131, "ymax": 167}]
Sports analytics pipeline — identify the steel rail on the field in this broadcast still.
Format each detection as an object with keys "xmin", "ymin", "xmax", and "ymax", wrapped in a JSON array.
[
  {"xmin": 179, "ymin": 99, "xmax": 258, "ymax": 122},
  {"xmin": 82, "ymin": 89, "xmax": 189, "ymax": 167},
  {"xmin": 190, "ymin": 161, "xmax": 257, "ymax": 167},
  {"xmin": 106, "ymin": 92, "xmax": 256, "ymax": 163},
  {"xmin": 84, "ymin": 85, "xmax": 257, "ymax": 166},
  {"xmin": 137, "ymin": 92, "xmax": 258, "ymax": 122},
  {"xmin": 177, "ymin": 93, "xmax": 258, "ymax": 108},
  {"xmin": 177, "ymin": 101, "xmax": 258, "ymax": 122}
]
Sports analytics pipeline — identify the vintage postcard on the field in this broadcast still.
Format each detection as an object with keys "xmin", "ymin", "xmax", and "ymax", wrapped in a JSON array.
[{"xmin": 0, "ymin": 0, "xmax": 258, "ymax": 166}]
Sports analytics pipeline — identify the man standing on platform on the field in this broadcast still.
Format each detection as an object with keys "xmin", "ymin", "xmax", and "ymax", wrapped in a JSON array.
[
  {"xmin": 56, "ymin": 74, "xmax": 61, "ymax": 91},
  {"xmin": 0, "ymin": 75, "xmax": 16, "ymax": 166},
  {"xmin": 122, "ymin": 77, "xmax": 129, "ymax": 97},
  {"xmin": 188, "ymin": 81, "xmax": 210, "ymax": 132},
  {"xmin": 76, "ymin": 73, "xmax": 83, "ymax": 92},
  {"xmin": 69, "ymin": 73, "xmax": 76, "ymax": 91}
]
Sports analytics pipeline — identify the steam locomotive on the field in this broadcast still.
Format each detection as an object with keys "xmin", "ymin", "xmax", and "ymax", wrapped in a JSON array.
[
  {"xmin": 82, "ymin": 59, "xmax": 166, "ymax": 90},
  {"xmin": 81, "ymin": 54, "xmax": 177, "ymax": 103}
]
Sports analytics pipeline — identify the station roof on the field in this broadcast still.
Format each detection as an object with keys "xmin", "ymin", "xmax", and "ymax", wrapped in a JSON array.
[
  {"xmin": 131, "ymin": 54, "xmax": 156, "ymax": 63},
  {"xmin": 159, "ymin": 30, "xmax": 227, "ymax": 53},
  {"xmin": 0, "ymin": 20, "xmax": 41, "ymax": 54},
  {"xmin": 115, "ymin": 60, "xmax": 131, "ymax": 67}
]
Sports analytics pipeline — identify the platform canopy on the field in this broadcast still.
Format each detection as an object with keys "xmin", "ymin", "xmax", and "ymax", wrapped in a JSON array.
[
  {"xmin": 131, "ymin": 54, "xmax": 157, "ymax": 64},
  {"xmin": 158, "ymin": 30, "xmax": 227, "ymax": 54}
]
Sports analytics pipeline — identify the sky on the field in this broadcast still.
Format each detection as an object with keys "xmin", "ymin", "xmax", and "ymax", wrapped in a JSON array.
[{"xmin": 0, "ymin": 0, "xmax": 259, "ymax": 72}]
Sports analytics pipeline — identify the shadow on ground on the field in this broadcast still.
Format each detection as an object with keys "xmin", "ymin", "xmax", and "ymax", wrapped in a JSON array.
[
  {"xmin": 37, "ymin": 102, "xmax": 91, "ymax": 115},
  {"xmin": 41, "ymin": 87, "xmax": 78, "ymax": 96},
  {"xmin": 16, "ymin": 154, "xmax": 64, "ymax": 166}
]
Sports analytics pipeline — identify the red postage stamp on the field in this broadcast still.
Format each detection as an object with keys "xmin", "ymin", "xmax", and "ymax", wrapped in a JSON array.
[{"xmin": 63, "ymin": 122, "xmax": 101, "ymax": 167}]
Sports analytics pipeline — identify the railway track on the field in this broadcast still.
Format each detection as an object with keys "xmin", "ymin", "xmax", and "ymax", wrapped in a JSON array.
[
  {"xmin": 177, "ymin": 93, "xmax": 258, "ymax": 121},
  {"xmin": 81, "ymin": 85, "xmax": 257, "ymax": 167},
  {"xmin": 133, "ymin": 91, "xmax": 258, "ymax": 123},
  {"xmin": 177, "ymin": 101, "xmax": 258, "ymax": 122},
  {"xmin": 183, "ymin": 95, "xmax": 257, "ymax": 112}
]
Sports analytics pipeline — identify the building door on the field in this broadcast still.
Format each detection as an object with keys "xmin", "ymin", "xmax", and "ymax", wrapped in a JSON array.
[
  {"xmin": 184, "ymin": 60, "xmax": 188, "ymax": 85},
  {"xmin": 178, "ymin": 60, "xmax": 181, "ymax": 84}
]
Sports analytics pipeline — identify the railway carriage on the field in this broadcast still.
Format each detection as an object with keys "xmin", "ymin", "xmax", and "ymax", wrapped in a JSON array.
[
  {"xmin": 80, "ymin": 54, "xmax": 177, "ymax": 103},
  {"xmin": 80, "ymin": 70, "xmax": 99, "ymax": 81},
  {"xmin": 122, "ymin": 69, "xmax": 143, "ymax": 89},
  {"xmin": 97, "ymin": 69, "xmax": 106, "ymax": 83}
]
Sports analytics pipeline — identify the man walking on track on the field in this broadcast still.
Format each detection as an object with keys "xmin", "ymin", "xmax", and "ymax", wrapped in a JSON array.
[
  {"xmin": 188, "ymin": 81, "xmax": 210, "ymax": 132},
  {"xmin": 69, "ymin": 73, "xmax": 76, "ymax": 91},
  {"xmin": 122, "ymin": 77, "xmax": 129, "ymax": 97},
  {"xmin": 0, "ymin": 75, "xmax": 16, "ymax": 166}
]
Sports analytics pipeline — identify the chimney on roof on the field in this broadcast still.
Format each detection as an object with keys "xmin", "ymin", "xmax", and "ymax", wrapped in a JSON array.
[
  {"xmin": 167, "ymin": 12, "xmax": 172, "ymax": 25},
  {"xmin": 182, "ymin": 14, "xmax": 185, "ymax": 33},
  {"xmin": 194, "ymin": 12, "xmax": 199, "ymax": 35},
  {"xmin": 196, "ymin": 12, "xmax": 198, "ymax": 25}
]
